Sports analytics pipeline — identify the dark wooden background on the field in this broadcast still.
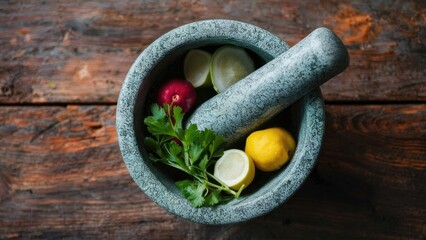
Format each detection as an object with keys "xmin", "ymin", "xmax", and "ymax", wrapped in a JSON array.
[{"xmin": 1, "ymin": 0, "xmax": 425, "ymax": 239}]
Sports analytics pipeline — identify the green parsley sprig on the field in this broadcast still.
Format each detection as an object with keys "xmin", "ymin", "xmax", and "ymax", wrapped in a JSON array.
[{"xmin": 143, "ymin": 103, "xmax": 243, "ymax": 207}]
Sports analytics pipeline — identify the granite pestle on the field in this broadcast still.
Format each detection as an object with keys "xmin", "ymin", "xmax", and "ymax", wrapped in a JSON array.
[{"xmin": 186, "ymin": 27, "xmax": 349, "ymax": 145}]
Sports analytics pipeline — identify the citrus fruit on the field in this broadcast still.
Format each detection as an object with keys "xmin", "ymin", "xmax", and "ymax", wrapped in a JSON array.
[
  {"xmin": 184, "ymin": 49, "xmax": 212, "ymax": 88},
  {"xmin": 245, "ymin": 127, "xmax": 296, "ymax": 172},
  {"xmin": 210, "ymin": 45, "xmax": 255, "ymax": 93},
  {"xmin": 213, "ymin": 149, "xmax": 255, "ymax": 191}
]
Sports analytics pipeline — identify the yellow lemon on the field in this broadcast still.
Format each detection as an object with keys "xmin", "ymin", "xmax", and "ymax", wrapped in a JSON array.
[
  {"xmin": 245, "ymin": 127, "xmax": 296, "ymax": 172},
  {"xmin": 213, "ymin": 149, "xmax": 255, "ymax": 191}
]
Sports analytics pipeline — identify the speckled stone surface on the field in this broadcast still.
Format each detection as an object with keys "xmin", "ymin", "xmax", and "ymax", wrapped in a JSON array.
[
  {"xmin": 187, "ymin": 27, "xmax": 349, "ymax": 145},
  {"xmin": 116, "ymin": 19, "xmax": 342, "ymax": 224}
]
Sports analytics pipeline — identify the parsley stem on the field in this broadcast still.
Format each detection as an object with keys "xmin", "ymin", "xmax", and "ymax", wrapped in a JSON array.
[
  {"xmin": 205, "ymin": 171, "xmax": 238, "ymax": 197},
  {"xmin": 183, "ymin": 143, "xmax": 190, "ymax": 168}
]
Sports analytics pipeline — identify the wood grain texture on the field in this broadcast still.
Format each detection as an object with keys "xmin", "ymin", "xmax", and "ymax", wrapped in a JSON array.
[
  {"xmin": 0, "ymin": 105, "xmax": 424, "ymax": 239},
  {"xmin": 0, "ymin": 0, "xmax": 425, "ymax": 103},
  {"xmin": 0, "ymin": 0, "xmax": 425, "ymax": 239}
]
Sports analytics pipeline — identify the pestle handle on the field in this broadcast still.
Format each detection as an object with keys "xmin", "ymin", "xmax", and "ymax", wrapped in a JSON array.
[{"xmin": 186, "ymin": 27, "xmax": 349, "ymax": 145}]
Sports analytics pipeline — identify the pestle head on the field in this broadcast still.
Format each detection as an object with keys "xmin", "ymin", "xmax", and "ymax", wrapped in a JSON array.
[{"xmin": 186, "ymin": 27, "xmax": 349, "ymax": 145}]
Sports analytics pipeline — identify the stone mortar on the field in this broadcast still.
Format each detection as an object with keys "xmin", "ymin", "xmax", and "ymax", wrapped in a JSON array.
[{"xmin": 116, "ymin": 19, "xmax": 348, "ymax": 224}]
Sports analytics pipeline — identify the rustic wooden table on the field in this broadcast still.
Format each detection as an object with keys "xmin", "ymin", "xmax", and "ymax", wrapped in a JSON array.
[{"xmin": 1, "ymin": 1, "xmax": 425, "ymax": 239}]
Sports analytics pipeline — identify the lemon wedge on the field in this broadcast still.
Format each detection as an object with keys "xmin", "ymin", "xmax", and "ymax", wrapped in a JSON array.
[
  {"xmin": 213, "ymin": 149, "xmax": 255, "ymax": 191},
  {"xmin": 210, "ymin": 45, "xmax": 255, "ymax": 93},
  {"xmin": 184, "ymin": 49, "xmax": 212, "ymax": 88}
]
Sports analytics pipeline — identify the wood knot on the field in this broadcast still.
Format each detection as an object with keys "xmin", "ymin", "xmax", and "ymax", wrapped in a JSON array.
[{"xmin": 0, "ymin": 83, "xmax": 13, "ymax": 96}]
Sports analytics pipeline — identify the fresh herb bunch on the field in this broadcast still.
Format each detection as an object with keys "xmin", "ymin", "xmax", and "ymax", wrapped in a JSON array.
[{"xmin": 143, "ymin": 103, "xmax": 243, "ymax": 207}]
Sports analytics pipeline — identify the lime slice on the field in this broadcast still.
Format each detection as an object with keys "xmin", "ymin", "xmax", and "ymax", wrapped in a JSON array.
[
  {"xmin": 210, "ymin": 45, "xmax": 255, "ymax": 93},
  {"xmin": 214, "ymin": 149, "xmax": 255, "ymax": 191},
  {"xmin": 184, "ymin": 49, "xmax": 212, "ymax": 88}
]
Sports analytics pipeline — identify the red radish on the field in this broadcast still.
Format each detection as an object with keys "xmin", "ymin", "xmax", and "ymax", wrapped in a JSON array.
[{"xmin": 156, "ymin": 79, "xmax": 197, "ymax": 113}]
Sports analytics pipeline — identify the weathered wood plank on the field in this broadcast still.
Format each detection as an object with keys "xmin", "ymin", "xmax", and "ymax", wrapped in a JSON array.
[
  {"xmin": 0, "ymin": 105, "xmax": 228, "ymax": 239},
  {"xmin": 0, "ymin": 0, "xmax": 425, "ymax": 103},
  {"xmin": 0, "ymin": 104, "xmax": 424, "ymax": 239}
]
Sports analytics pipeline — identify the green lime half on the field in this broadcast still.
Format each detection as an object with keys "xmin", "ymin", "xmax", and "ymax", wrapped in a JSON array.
[
  {"xmin": 210, "ymin": 45, "xmax": 255, "ymax": 93},
  {"xmin": 184, "ymin": 49, "xmax": 212, "ymax": 88}
]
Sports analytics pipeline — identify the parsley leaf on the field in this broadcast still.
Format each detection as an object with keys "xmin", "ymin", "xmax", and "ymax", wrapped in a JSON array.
[
  {"xmin": 204, "ymin": 189, "xmax": 222, "ymax": 206},
  {"xmin": 188, "ymin": 142, "xmax": 203, "ymax": 165},
  {"xmin": 144, "ymin": 112, "xmax": 176, "ymax": 138},
  {"xmin": 176, "ymin": 180, "xmax": 206, "ymax": 208}
]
